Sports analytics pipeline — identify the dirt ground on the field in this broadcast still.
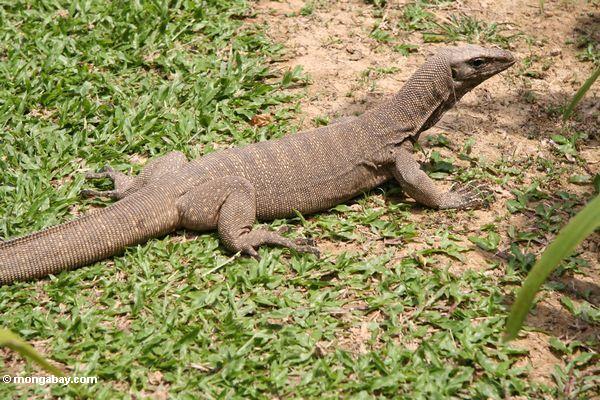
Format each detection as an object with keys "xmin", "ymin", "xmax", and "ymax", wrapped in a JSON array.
[{"xmin": 251, "ymin": 0, "xmax": 599, "ymax": 386}]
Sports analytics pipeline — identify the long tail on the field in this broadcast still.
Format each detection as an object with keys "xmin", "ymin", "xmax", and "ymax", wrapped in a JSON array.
[{"xmin": 0, "ymin": 190, "xmax": 181, "ymax": 284}]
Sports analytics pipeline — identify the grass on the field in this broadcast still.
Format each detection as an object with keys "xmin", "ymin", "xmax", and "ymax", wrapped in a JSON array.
[
  {"xmin": 423, "ymin": 14, "xmax": 518, "ymax": 47},
  {"xmin": 573, "ymin": 17, "xmax": 600, "ymax": 65},
  {"xmin": 1, "ymin": 1, "xmax": 599, "ymax": 399},
  {"xmin": 371, "ymin": 2, "xmax": 520, "ymax": 52}
]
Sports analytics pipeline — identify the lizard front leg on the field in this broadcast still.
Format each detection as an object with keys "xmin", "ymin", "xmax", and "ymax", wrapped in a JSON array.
[
  {"xmin": 177, "ymin": 177, "xmax": 320, "ymax": 259},
  {"xmin": 392, "ymin": 147, "xmax": 491, "ymax": 210}
]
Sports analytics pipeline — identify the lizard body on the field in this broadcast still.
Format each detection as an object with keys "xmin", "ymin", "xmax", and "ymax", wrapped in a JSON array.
[{"xmin": 0, "ymin": 45, "xmax": 515, "ymax": 284}]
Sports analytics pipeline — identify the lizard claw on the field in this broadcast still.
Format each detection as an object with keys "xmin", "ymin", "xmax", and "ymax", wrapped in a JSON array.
[
  {"xmin": 449, "ymin": 182, "xmax": 494, "ymax": 209},
  {"xmin": 295, "ymin": 244, "xmax": 321, "ymax": 258},
  {"xmin": 294, "ymin": 237, "xmax": 316, "ymax": 247},
  {"xmin": 80, "ymin": 189, "xmax": 119, "ymax": 199},
  {"xmin": 243, "ymin": 246, "xmax": 261, "ymax": 261},
  {"xmin": 293, "ymin": 237, "xmax": 320, "ymax": 257},
  {"xmin": 85, "ymin": 165, "xmax": 115, "ymax": 180},
  {"xmin": 80, "ymin": 189, "xmax": 99, "ymax": 198}
]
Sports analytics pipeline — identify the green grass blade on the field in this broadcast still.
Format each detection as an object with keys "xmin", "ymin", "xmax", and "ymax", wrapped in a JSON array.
[
  {"xmin": 504, "ymin": 195, "xmax": 600, "ymax": 341},
  {"xmin": 562, "ymin": 67, "xmax": 600, "ymax": 121},
  {"xmin": 0, "ymin": 328, "xmax": 64, "ymax": 377}
]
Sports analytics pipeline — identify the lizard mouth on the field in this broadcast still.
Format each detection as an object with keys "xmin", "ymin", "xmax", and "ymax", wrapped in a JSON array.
[
  {"xmin": 487, "ymin": 48, "xmax": 516, "ymax": 73},
  {"xmin": 488, "ymin": 55, "xmax": 516, "ymax": 76},
  {"xmin": 499, "ymin": 52, "xmax": 517, "ymax": 68}
]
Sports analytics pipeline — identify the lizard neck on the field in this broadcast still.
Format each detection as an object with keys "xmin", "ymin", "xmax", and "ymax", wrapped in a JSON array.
[{"xmin": 362, "ymin": 56, "xmax": 456, "ymax": 143}]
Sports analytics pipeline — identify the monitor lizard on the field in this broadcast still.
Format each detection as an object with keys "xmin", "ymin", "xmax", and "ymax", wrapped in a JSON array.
[{"xmin": 0, "ymin": 45, "xmax": 515, "ymax": 284}]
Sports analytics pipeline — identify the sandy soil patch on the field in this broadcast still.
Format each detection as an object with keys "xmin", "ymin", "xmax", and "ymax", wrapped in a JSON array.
[{"xmin": 252, "ymin": 0, "xmax": 599, "ymax": 385}]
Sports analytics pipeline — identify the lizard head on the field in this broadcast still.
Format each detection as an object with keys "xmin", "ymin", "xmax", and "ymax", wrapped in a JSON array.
[{"xmin": 439, "ymin": 45, "xmax": 515, "ymax": 97}]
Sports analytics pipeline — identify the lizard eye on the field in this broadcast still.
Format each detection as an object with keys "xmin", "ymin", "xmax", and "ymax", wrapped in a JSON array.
[{"xmin": 469, "ymin": 58, "xmax": 486, "ymax": 68}]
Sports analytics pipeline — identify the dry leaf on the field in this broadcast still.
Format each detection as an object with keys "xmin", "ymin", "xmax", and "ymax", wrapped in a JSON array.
[{"xmin": 250, "ymin": 114, "xmax": 272, "ymax": 127}]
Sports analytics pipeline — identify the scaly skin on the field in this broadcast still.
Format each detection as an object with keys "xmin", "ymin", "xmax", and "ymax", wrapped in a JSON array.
[{"xmin": 0, "ymin": 45, "xmax": 515, "ymax": 284}]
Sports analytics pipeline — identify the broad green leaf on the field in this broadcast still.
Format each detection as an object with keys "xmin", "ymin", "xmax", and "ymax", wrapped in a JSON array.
[
  {"xmin": 563, "ymin": 67, "xmax": 600, "ymax": 121},
  {"xmin": 0, "ymin": 328, "xmax": 64, "ymax": 377}
]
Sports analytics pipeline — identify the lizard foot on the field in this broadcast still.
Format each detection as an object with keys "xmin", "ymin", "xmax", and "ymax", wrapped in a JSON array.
[
  {"xmin": 293, "ymin": 238, "xmax": 321, "ymax": 258},
  {"xmin": 448, "ymin": 182, "xmax": 494, "ymax": 209},
  {"xmin": 294, "ymin": 237, "xmax": 317, "ymax": 247},
  {"xmin": 294, "ymin": 244, "xmax": 321, "ymax": 258},
  {"xmin": 237, "ymin": 230, "xmax": 320, "ymax": 260},
  {"xmin": 83, "ymin": 166, "xmax": 134, "ymax": 199},
  {"xmin": 241, "ymin": 242, "xmax": 320, "ymax": 260}
]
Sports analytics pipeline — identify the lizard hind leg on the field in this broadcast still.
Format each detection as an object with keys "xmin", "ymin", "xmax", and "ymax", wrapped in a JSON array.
[
  {"xmin": 177, "ymin": 177, "xmax": 320, "ymax": 260},
  {"xmin": 82, "ymin": 151, "xmax": 188, "ymax": 200},
  {"xmin": 82, "ymin": 166, "xmax": 135, "ymax": 200}
]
